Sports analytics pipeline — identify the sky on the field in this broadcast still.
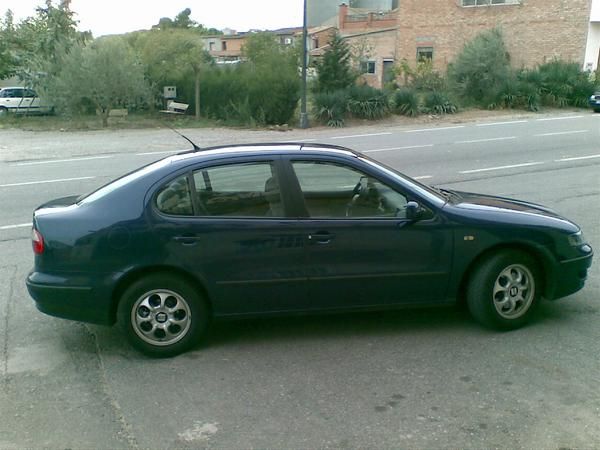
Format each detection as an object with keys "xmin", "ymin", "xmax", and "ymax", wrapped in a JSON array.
[{"xmin": 1, "ymin": 0, "xmax": 304, "ymax": 36}]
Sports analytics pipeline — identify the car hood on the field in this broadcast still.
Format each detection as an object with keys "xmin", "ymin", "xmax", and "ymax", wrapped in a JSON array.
[
  {"xmin": 444, "ymin": 189, "xmax": 579, "ymax": 232},
  {"xmin": 450, "ymin": 190, "xmax": 558, "ymax": 216}
]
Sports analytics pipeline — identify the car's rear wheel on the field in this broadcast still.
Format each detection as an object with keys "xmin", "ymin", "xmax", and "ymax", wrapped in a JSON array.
[
  {"xmin": 118, "ymin": 274, "xmax": 209, "ymax": 357},
  {"xmin": 467, "ymin": 250, "xmax": 540, "ymax": 330},
  {"xmin": 0, "ymin": 107, "xmax": 7, "ymax": 117}
]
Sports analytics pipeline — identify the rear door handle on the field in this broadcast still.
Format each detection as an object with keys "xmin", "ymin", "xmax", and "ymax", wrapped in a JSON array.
[{"xmin": 308, "ymin": 232, "xmax": 333, "ymax": 245}]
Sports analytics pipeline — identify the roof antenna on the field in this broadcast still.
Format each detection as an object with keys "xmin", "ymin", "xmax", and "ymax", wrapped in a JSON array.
[{"xmin": 162, "ymin": 121, "xmax": 201, "ymax": 151}]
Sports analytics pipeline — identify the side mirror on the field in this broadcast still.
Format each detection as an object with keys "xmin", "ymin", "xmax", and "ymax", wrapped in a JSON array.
[{"xmin": 405, "ymin": 201, "xmax": 422, "ymax": 221}]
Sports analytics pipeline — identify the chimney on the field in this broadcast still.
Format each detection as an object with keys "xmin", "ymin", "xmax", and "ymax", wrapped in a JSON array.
[{"xmin": 339, "ymin": 3, "xmax": 348, "ymax": 30}]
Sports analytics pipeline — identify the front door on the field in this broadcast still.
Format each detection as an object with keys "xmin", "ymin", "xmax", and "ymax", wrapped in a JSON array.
[{"xmin": 289, "ymin": 159, "xmax": 452, "ymax": 311}]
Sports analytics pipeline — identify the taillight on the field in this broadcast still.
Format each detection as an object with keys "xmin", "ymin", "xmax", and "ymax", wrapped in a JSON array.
[{"xmin": 32, "ymin": 228, "xmax": 44, "ymax": 254}]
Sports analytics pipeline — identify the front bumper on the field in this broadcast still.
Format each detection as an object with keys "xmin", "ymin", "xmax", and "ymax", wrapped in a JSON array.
[
  {"xmin": 546, "ymin": 247, "xmax": 593, "ymax": 300},
  {"xmin": 26, "ymin": 271, "xmax": 115, "ymax": 325}
]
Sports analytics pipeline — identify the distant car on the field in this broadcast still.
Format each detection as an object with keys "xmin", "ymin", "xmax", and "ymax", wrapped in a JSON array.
[
  {"xmin": 26, "ymin": 143, "xmax": 593, "ymax": 357},
  {"xmin": 589, "ymin": 92, "xmax": 600, "ymax": 112},
  {"xmin": 0, "ymin": 87, "xmax": 53, "ymax": 116}
]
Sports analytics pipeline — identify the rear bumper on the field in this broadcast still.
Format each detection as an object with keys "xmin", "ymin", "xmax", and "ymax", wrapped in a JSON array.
[
  {"xmin": 546, "ymin": 249, "xmax": 593, "ymax": 300},
  {"xmin": 26, "ymin": 271, "xmax": 115, "ymax": 325}
]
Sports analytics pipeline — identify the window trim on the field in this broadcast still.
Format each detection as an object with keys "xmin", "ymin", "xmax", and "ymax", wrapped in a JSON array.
[
  {"xmin": 153, "ymin": 158, "xmax": 291, "ymax": 220},
  {"xmin": 289, "ymin": 159, "xmax": 421, "ymax": 221}
]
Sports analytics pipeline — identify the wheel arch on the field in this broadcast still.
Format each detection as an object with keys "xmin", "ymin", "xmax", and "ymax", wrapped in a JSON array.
[
  {"xmin": 109, "ymin": 265, "xmax": 213, "ymax": 324},
  {"xmin": 455, "ymin": 242, "xmax": 552, "ymax": 307}
]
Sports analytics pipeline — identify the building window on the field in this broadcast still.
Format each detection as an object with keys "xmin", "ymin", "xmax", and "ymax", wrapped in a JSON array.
[
  {"xmin": 284, "ymin": 37, "xmax": 292, "ymax": 45},
  {"xmin": 461, "ymin": 0, "xmax": 520, "ymax": 6},
  {"xmin": 222, "ymin": 41, "xmax": 227, "ymax": 51},
  {"xmin": 360, "ymin": 61, "xmax": 376, "ymax": 74},
  {"xmin": 417, "ymin": 47, "xmax": 433, "ymax": 62},
  {"xmin": 209, "ymin": 42, "xmax": 215, "ymax": 51}
]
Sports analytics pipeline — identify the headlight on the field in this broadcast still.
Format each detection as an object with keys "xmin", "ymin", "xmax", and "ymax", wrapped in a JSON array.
[{"xmin": 567, "ymin": 231, "xmax": 585, "ymax": 246}]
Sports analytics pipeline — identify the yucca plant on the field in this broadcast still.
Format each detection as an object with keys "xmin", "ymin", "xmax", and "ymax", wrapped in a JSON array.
[
  {"xmin": 423, "ymin": 91, "xmax": 457, "ymax": 115},
  {"xmin": 346, "ymin": 85, "xmax": 389, "ymax": 120},
  {"xmin": 312, "ymin": 89, "xmax": 349, "ymax": 127},
  {"xmin": 392, "ymin": 88, "xmax": 420, "ymax": 117}
]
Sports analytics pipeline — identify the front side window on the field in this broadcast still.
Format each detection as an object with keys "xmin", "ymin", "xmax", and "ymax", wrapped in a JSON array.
[
  {"xmin": 193, "ymin": 162, "xmax": 283, "ymax": 217},
  {"xmin": 292, "ymin": 161, "xmax": 408, "ymax": 218},
  {"xmin": 156, "ymin": 174, "xmax": 193, "ymax": 216}
]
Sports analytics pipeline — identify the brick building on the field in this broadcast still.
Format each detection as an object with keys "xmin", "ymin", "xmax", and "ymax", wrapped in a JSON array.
[{"xmin": 396, "ymin": 0, "xmax": 592, "ymax": 71}]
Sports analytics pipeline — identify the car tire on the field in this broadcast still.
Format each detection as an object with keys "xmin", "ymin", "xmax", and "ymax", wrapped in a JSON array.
[
  {"xmin": 467, "ymin": 250, "xmax": 540, "ymax": 330},
  {"xmin": 594, "ymin": 108, "xmax": 600, "ymax": 113},
  {"xmin": 118, "ymin": 274, "xmax": 209, "ymax": 357},
  {"xmin": 0, "ymin": 107, "xmax": 7, "ymax": 117}
]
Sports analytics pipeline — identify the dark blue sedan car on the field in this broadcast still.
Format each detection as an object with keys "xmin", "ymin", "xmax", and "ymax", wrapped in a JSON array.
[{"xmin": 26, "ymin": 143, "xmax": 593, "ymax": 357}]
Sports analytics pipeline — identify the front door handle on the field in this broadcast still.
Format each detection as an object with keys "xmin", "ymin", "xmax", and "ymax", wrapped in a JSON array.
[
  {"xmin": 308, "ymin": 232, "xmax": 333, "ymax": 245},
  {"xmin": 173, "ymin": 235, "xmax": 201, "ymax": 246}
]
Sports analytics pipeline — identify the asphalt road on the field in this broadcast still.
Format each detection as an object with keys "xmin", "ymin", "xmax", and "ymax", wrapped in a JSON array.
[{"xmin": 1, "ymin": 111, "xmax": 599, "ymax": 449}]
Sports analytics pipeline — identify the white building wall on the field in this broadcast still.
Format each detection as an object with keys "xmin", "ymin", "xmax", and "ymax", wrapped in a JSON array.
[
  {"xmin": 584, "ymin": 0, "xmax": 600, "ymax": 70},
  {"xmin": 584, "ymin": 24, "xmax": 600, "ymax": 71}
]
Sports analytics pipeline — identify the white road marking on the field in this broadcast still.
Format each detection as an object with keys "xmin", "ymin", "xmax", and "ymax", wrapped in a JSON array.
[
  {"xmin": 555, "ymin": 154, "xmax": 600, "ymax": 162},
  {"xmin": 274, "ymin": 138, "xmax": 317, "ymax": 143},
  {"xmin": 10, "ymin": 155, "xmax": 114, "ymax": 166},
  {"xmin": 404, "ymin": 125, "xmax": 465, "ymax": 133},
  {"xmin": 414, "ymin": 175, "xmax": 433, "ymax": 180},
  {"xmin": 455, "ymin": 136, "xmax": 517, "ymax": 144},
  {"xmin": 0, "ymin": 222, "xmax": 32, "ymax": 230},
  {"xmin": 535, "ymin": 130, "xmax": 589, "ymax": 137},
  {"xmin": 536, "ymin": 115, "xmax": 584, "ymax": 121},
  {"xmin": 0, "ymin": 176, "xmax": 95, "ymax": 188},
  {"xmin": 459, "ymin": 162, "xmax": 544, "ymax": 174},
  {"xmin": 331, "ymin": 132, "xmax": 392, "ymax": 139},
  {"xmin": 475, "ymin": 120, "xmax": 528, "ymax": 127},
  {"xmin": 135, "ymin": 150, "xmax": 181, "ymax": 156},
  {"xmin": 363, "ymin": 144, "xmax": 434, "ymax": 153}
]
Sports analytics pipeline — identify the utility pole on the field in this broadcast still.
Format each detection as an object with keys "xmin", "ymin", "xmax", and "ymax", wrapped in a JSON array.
[{"xmin": 299, "ymin": 0, "xmax": 309, "ymax": 129}]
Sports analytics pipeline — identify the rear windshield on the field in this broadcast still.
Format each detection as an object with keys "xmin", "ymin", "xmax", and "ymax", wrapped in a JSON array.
[{"xmin": 77, "ymin": 158, "xmax": 171, "ymax": 204}]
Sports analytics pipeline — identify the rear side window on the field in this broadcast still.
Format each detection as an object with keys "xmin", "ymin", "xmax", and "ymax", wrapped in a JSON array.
[
  {"xmin": 156, "ymin": 175, "xmax": 193, "ymax": 216},
  {"xmin": 193, "ymin": 162, "xmax": 283, "ymax": 217}
]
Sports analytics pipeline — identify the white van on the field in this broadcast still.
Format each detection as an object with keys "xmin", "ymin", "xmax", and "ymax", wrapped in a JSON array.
[{"xmin": 0, "ymin": 87, "xmax": 53, "ymax": 116}]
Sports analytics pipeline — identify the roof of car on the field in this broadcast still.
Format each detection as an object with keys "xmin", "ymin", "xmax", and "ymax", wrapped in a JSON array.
[{"xmin": 170, "ymin": 142, "xmax": 361, "ymax": 162}]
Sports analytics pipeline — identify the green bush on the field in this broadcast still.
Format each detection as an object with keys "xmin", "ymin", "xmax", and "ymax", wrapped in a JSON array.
[
  {"xmin": 346, "ymin": 85, "xmax": 389, "ymax": 119},
  {"xmin": 536, "ymin": 60, "xmax": 595, "ymax": 108},
  {"xmin": 489, "ymin": 74, "xmax": 540, "ymax": 112},
  {"xmin": 391, "ymin": 88, "xmax": 420, "ymax": 117},
  {"xmin": 423, "ymin": 91, "xmax": 457, "ymax": 114},
  {"xmin": 397, "ymin": 59, "xmax": 446, "ymax": 92},
  {"xmin": 199, "ymin": 65, "xmax": 299, "ymax": 126},
  {"xmin": 312, "ymin": 89, "xmax": 349, "ymax": 127},
  {"xmin": 447, "ymin": 28, "xmax": 511, "ymax": 107}
]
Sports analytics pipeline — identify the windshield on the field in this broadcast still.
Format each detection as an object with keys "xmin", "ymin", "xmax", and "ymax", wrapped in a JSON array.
[{"xmin": 359, "ymin": 155, "xmax": 447, "ymax": 207}]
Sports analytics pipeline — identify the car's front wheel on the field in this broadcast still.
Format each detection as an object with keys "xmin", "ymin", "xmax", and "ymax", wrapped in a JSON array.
[
  {"xmin": 0, "ymin": 107, "xmax": 7, "ymax": 117},
  {"xmin": 467, "ymin": 250, "xmax": 540, "ymax": 330},
  {"xmin": 118, "ymin": 274, "xmax": 209, "ymax": 357}
]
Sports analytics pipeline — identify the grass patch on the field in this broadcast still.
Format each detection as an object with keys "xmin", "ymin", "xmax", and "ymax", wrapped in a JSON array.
[{"xmin": 0, "ymin": 112, "xmax": 217, "ymax": 132}]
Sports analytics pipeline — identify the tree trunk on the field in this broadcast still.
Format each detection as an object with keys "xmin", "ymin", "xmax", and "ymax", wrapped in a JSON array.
[
  {"xmin": 102, "ymin": 109, "xmax": 109, "ymax": 128},
  {"xmin": 195, "ymin": 72, "xmax": 200, "ymax": 119}
]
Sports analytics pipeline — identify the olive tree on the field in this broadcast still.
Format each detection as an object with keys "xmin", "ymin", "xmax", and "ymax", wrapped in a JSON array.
[{"xmin": 49, "ymin": 37, "xmax": 151, "ymax": 127}]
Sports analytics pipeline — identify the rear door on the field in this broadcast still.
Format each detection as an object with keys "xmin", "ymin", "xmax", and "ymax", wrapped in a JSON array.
[
  {"xmin": 287, "ymin": 157, "xmax": 453, "ymax": 310},
  {"xmin": 149, "ymin": 157, "xmax": 309, "ymax": 317}
]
